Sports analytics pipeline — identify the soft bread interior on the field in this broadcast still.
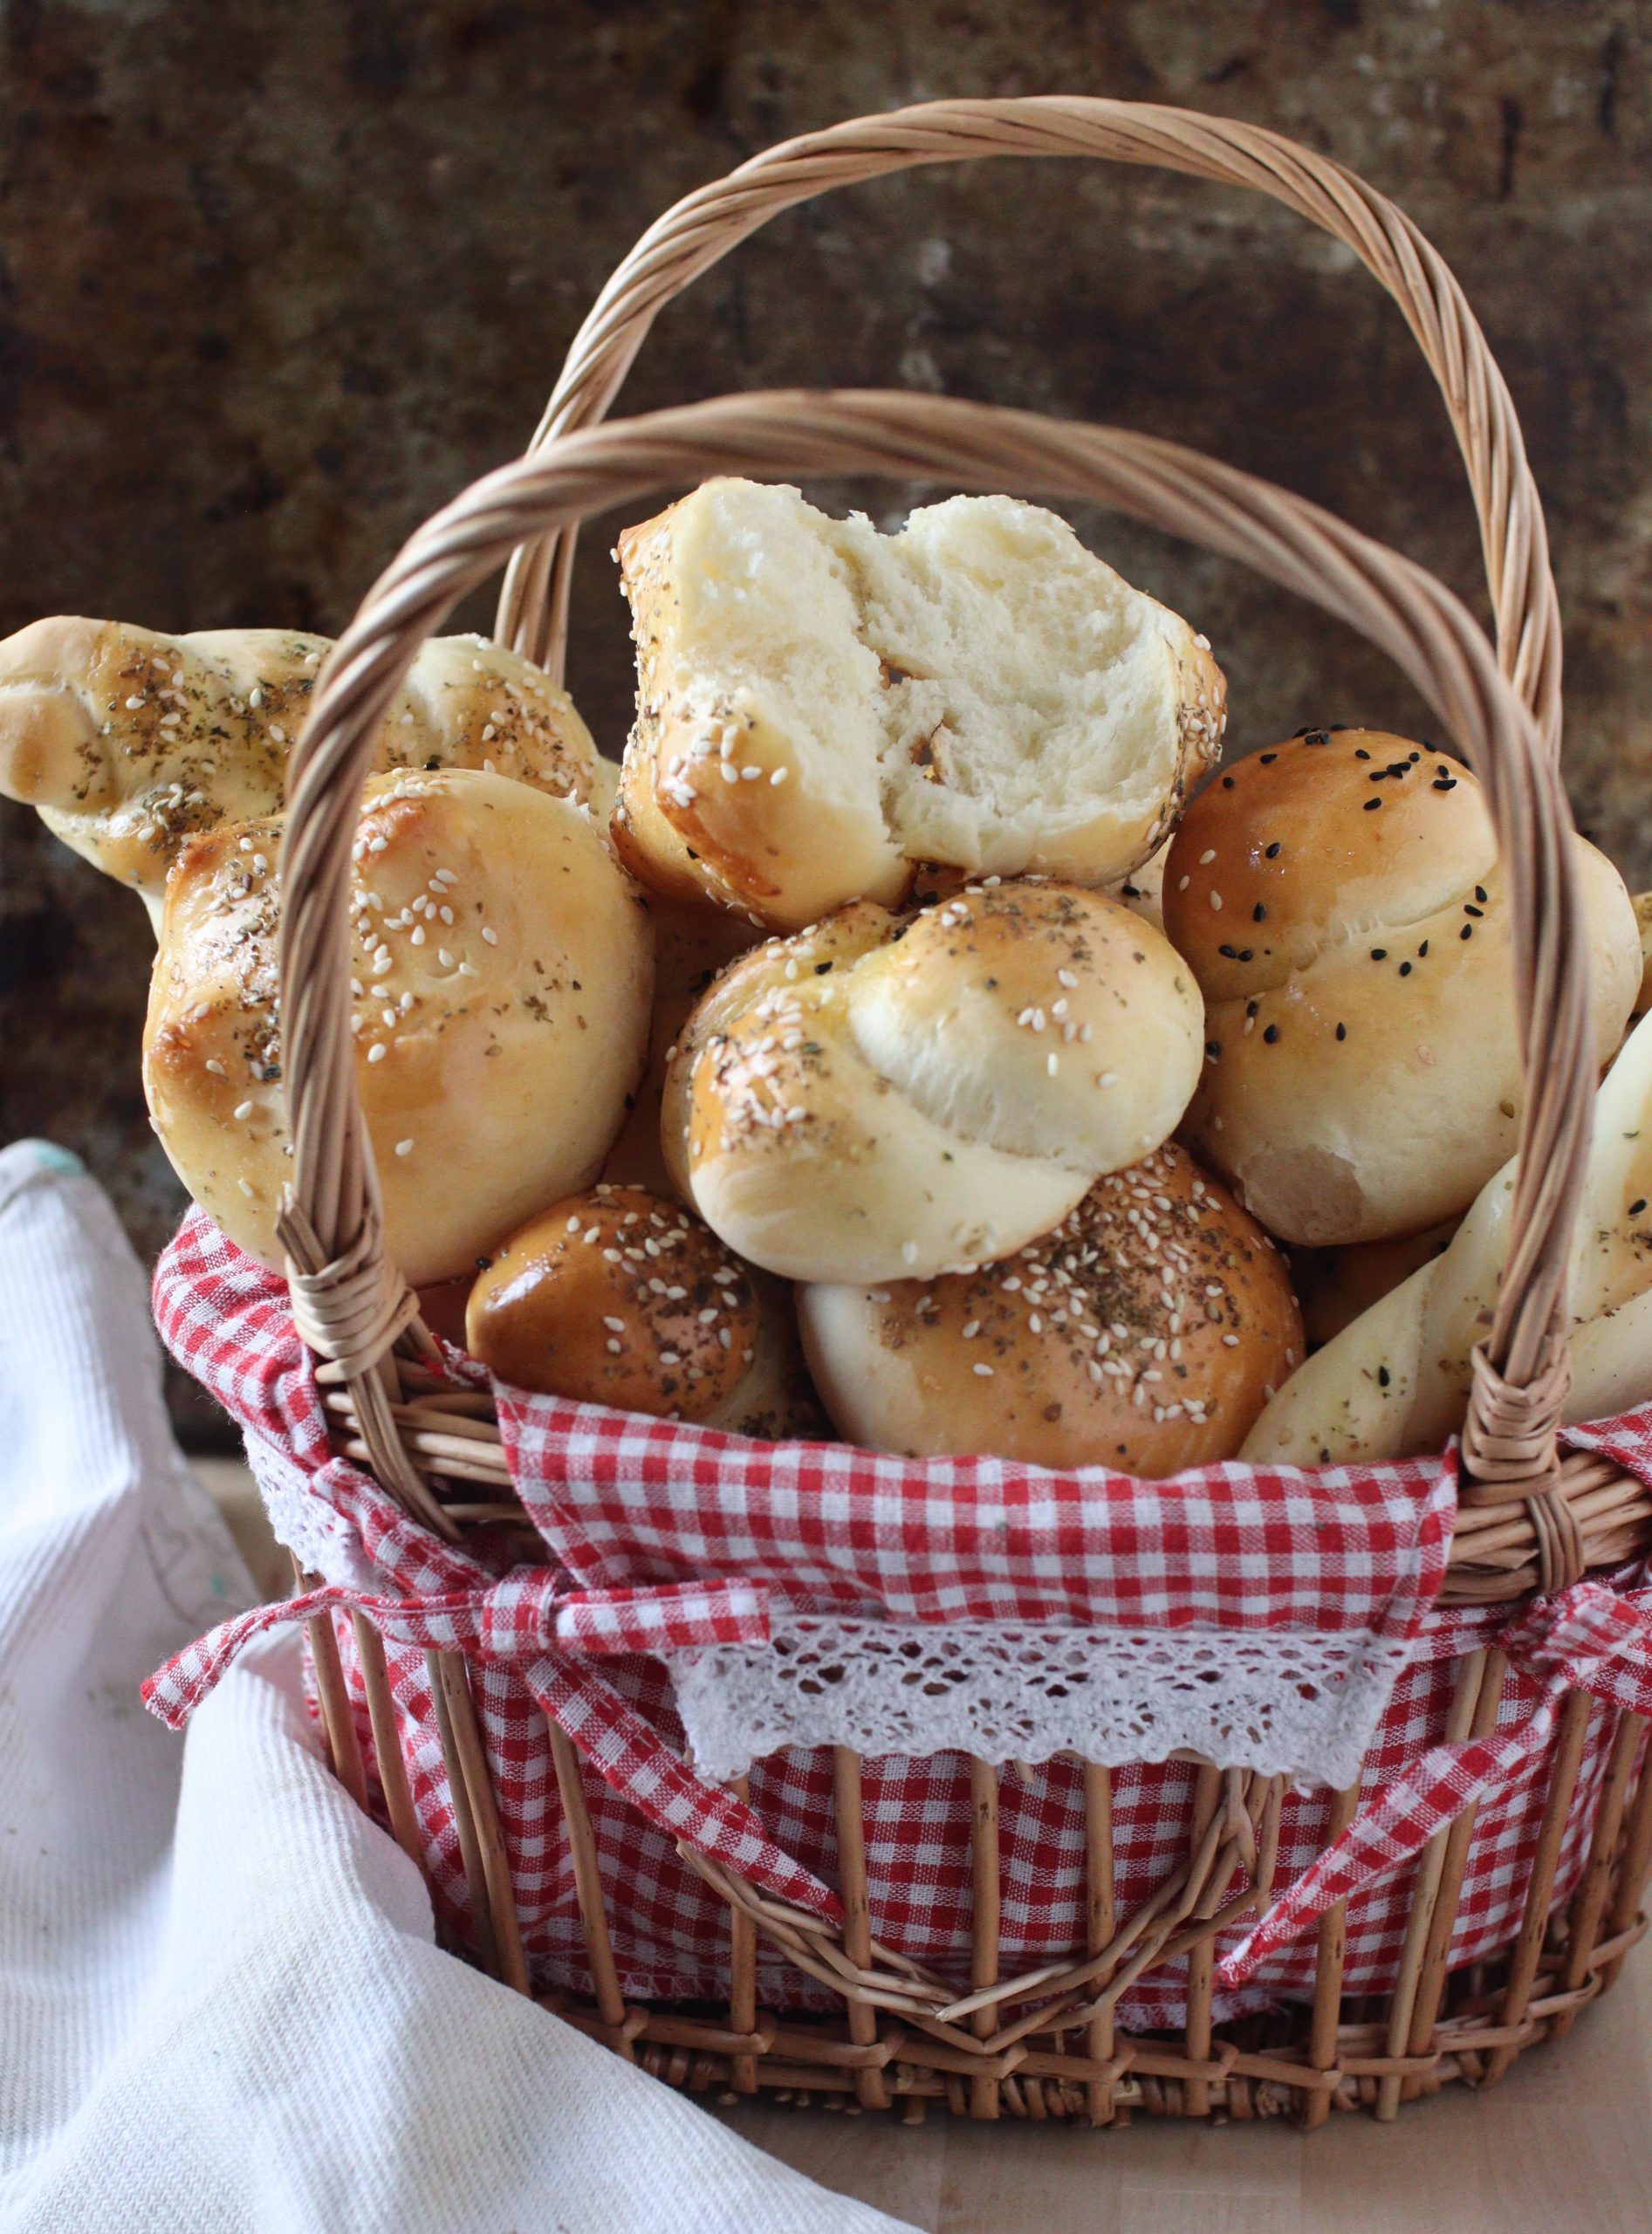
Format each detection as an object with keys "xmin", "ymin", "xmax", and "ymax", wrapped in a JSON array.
[
  {"xmin": 860, "ymin": 494, "xmax": 1184, "ymax": 870},
  {"xmin": 655, "ymin": 480, "xmax": 1207, "ymax": 880}
]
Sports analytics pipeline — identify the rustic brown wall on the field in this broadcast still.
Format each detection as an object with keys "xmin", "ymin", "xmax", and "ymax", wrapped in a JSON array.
[{"xmin": 1, "ymin": 1, "xmax": 1648, "ymax": 1438}]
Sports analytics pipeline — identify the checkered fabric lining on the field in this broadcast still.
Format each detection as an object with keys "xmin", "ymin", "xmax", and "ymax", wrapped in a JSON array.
[{"xmin": 153, "ymin": 1209, "xmax": 1652, "ymax": 2027}]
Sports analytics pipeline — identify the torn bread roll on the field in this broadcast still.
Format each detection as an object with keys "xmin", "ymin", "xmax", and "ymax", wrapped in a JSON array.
[
  {"xmin": 466, "ymin": 1184, "xmax": 826, "ymax": 1436},
  {"xmin": 613, "ymin": 480, "xmax": 1226, "ymax": 930},
  {"xmin": 0, "ymin": 618, "xmax": 601, "ymax": 920},
  {"xmin": 1162, "ymin": 730, "xmax": 1641, "ymax": 1246},
  {"xmin": 799, "ymin": 1142, "xmax": 1301, "ymax": 1473},
  {"xmin": 1244, "ymin": 1008, "xmax": 1652, "ymax": 1466},
  {"xmin": 144, "ymin": 768, "xmax": 652, "ymax": 1286},
  {"xmin": 662, "ymin": 880, "xmax": 1204, "ymax": 1285}
]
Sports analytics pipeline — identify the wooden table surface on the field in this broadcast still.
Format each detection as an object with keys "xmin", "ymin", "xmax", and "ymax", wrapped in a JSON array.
[
  {"xmin": 715, "ymin": 1945, "xmax": 1652, "ymax": 2234},
  {"xmin": 198, "ymin": 1458, "xmax": 1652, "ymax": 2234}
]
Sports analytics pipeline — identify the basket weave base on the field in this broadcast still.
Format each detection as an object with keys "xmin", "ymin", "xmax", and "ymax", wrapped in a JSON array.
[{"xmin": 530, "ymin": 1914, "xmax": 1646, "ymax": 2126}]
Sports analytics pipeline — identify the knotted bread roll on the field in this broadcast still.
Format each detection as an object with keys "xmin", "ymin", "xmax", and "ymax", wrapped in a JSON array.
[
  {"xmin": 466, "ymin": 1183, "xmax": 826, "ymax": 1436},
  {"xmin": 613, "ymin": 480, "xmax": 1226, "ymax": 930},
  {"xmin": 1244, "ymin": 1009, "xmax": 1652, "ymax": 1465},
  {"xmin": 0, "ymin": 618, "xmax": 600, "ymax": 920},
  {"xmin": 1162, "ymin": 730, "xmax": 1641, "ymax": 1246},
  {"xmin": 144, "ymin": 767, "xmax": 652, "ymax": 1285},
  {"xmin": 663, "ymin": 880, "xmax": 1204, "ymax": 1284},
  {"xmin": 799, "ymin": 1141, "xmax": 1301, "ymax": 1474}
]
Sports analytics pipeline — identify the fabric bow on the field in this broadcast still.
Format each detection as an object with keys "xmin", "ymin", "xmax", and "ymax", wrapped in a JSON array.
[
  {"xmin": 141, "ymin": 1563, "xmax": 845, "ymax": 1923},
  {"xmin": 1218, "ymin": 1577, "xmax": 1652, "ymax": 1985}
]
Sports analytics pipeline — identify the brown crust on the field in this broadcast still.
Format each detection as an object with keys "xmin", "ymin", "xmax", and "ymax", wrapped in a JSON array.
[
  {"xmin": 1162, "ymin": 729, "xmax": 1493, "ymax": 1002},
  {"xmin": 801, "ymin": 1141, "xmax": 1302, "ymax": 1474},
  {"xmin": 465, "ymin": 1184, "xmax": 760, "ymax": 1420}
]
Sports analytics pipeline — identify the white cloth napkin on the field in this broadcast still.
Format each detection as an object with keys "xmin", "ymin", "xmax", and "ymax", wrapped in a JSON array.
[{"xmin": 0, "ymin": 1140, "xmax": 910, "ymax": 2234}]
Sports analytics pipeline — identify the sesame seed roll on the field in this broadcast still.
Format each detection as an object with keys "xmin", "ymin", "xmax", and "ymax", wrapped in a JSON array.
[{"xmin": 799, "ymin": 1142, "xmax": 1301, "ymax": 1475}]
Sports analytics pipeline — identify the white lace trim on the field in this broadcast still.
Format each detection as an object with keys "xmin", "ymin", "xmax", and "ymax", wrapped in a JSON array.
[
  {"xmin": 244, "ymin": 1429, "xmax": 380, "ymax": 1591},
  {"xmin": 668, "ymin": 1618, "xmax": 1416, "ymax": 1788}
]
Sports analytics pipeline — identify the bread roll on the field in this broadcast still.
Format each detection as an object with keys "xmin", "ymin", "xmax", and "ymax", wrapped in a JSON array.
[
  {"xmin": 1162, "ymin": 730, "xmax": 1641, "ymax": 1245},
  {"xmin": 665, "ymin": 881, "xmax": 1205, "ymax": 1284},
  {"xmin": 600, "ymin": 897, "xmax": 763, "ymax": 1197},
  {"xmin": 0, "ymin": 618, "xmax": 600, "ymax": 920},
  {"xmin": 466, "ymin": 1184, "xmax": 824, "ymax": 1436},
  {"xmin": 613, "ymin": 480, "xmax": 1226, "ymax": 930},
  {"xmin": 1244, "ymin": 1008, "xmax": 1652, "ymax": 1465},
  {"xmin": 467, "ymin": 1186, "xmax": 758, "ymax": 1420},
  {"xmin": 144, "ymin": 767, "xmax": 652, "ymax": 1285},
  {"xmin": 799, "ymin": 1141, "xmax": 1300, "ymax": 1473}
]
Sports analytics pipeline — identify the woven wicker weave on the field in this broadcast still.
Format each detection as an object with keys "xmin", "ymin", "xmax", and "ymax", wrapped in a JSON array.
[{"xmin": 269, "ymin": 100, "xmax": 1652, "ymax": 2124}]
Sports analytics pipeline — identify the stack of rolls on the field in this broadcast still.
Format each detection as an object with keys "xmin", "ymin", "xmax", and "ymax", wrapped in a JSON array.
[{"xmin": 9, "ymin": 480, "xmax": 1649, "ymax": 1476}]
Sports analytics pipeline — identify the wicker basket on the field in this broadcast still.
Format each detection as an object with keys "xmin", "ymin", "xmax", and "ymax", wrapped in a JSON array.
[{"xmin": 252, "ymin": 99, "xmax": 1652, "ymax": 2126}]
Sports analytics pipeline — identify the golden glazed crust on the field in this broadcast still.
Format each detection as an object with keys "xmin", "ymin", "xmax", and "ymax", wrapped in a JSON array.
[
  {"xmin": 1162, "ymin": 730, "xmax": 1641, "ymax": 1244},
  {"xmin": 466, "ymin": 1185, "xmax": 759, "ymax": 1420},
  {"xmin": 143, "ymin": 767, "xmax": 653, "ymax": 1286},
  {"xmin": 663, "ymin": 882, "xmax": 1204, "ymax": 1285},
  {"xmin": 799, "ymin": 1141, "xmax": 1302, "ymax": 1474},
  {"xmin": 0, "ymin": 616, "xmax": 600, "ymax": 916}
]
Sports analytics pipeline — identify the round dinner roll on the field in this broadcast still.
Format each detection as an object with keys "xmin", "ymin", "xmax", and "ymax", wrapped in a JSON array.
[
  {"xmin": 0, "ymin": 617, "xmax": 601, "ymax": 922},
  {"xmin": 466, "ymin": 1185, "xmax": 760, "ymax": 1421},
  {"xmin": 1162, "ymin": 730, "xmax": 1641, "ymax": 1246},
  {"xmin": 144, "ymin": 767, "xmax": 653, "ymax": 1285},
  {"xmin": 613, "ymin": 479, "xmax": 1225, "ymax": 931},
  {"xmin": 799, "ymin": 1141, "xmax": 1302, "ymax": 1474},
  {"xmin": 664, "ymin": 880, "xmax": 1206, "ymax": 1284}
]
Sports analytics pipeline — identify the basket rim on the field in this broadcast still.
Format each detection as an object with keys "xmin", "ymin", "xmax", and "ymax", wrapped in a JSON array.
[{"xmin": 489, "ymin": 92, "xmax": 1561, "ymax": 765}]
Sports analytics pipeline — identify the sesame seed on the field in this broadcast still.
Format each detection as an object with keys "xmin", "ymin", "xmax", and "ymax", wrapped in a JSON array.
[
  {"xmin": 204, "ymin": 1057, "xmax": 227, "ymax": 1077},
  {"xmin": 233, "ymin": 1099, "xmax": 255, "ymax": 1120},
  {"xmin": 1057, "ymin": 969, "xmax": 1078, "ymax": 989},
  {"xmin": 1263, "ymin": 1024, "xmax": 1279, "ymax": 1045},
  {"xmin": 972, "ymin": 1362, "xmax": 994, "ymax": 1377},
  {"xmin": 394, "ymin": 1138, "xmax": 414, "ymax": 1156},
  {"xmin": 1098, "ymin": 1072, "xmax": 1119, "ymax": 1089},
  {"xmin": 602, "ymin": 1316, "xmax": 626, "ymax": 1332},
  {"xmin": 1209, "ymin": 891, "xmax": 1223, "ymax": 911},
  {"xmin": 1177, "ymin": 875, "xmax": 1190, "ymax": 891},
  {"xmin": 606, "ymin": 1339, "xmax": 623, "ymax": 1354},
  {"xmin": 771, "ymin": 766, "xmax": 789, "ymax": 785},
  {"xmin": 367, "ymin": 1043, "xmax": 387, "ymax": 1064},
  {"xmin": 481, "ymin": 926, "xmax": 498, "ymax": 945},
  {"xmin": 1222, "ymin": 1333, "xmax": 1240, "ymax": 1347},
  {"xmin": 1364, "ymin": 798, "xmax": 1381, "ymax": 812},
  {"xmin": 901, "ymin": 1241, "xmax": 919, "ymax": 1265},
  {"xmin": 1046, "ymin": 1052, "xmax": 1059, "ymax": 1076}
]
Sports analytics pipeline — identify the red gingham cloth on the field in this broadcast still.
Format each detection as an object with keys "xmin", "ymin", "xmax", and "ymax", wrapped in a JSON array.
[{"xmin": 150, "ymin": 1210, "xmax": 1652, "ymax": 2025}]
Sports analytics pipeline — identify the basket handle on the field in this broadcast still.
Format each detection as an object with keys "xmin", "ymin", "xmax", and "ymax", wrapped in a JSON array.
[
  {"xmin": 494, "ymin": 96, "xmax": 1559, "ymax": 756},
  {"xmin": 282, "ymin": 389, "xmax": 1591, "ymax": 1516}
]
